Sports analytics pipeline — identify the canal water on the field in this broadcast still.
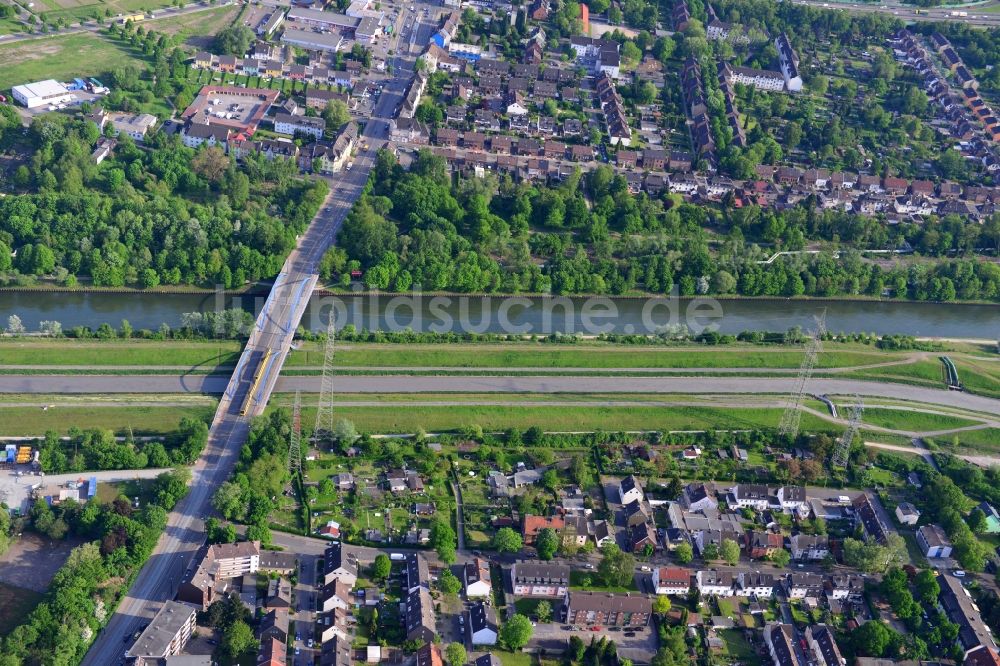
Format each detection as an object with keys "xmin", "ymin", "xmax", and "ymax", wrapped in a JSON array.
[{"xmin": 0, "ymin": 290, "xmax": 996, "ymax": 338}]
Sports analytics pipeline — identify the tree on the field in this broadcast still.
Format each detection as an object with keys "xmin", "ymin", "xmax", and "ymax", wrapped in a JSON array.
[
  {"xmin": 843, "ymin": 535, "xmax": 906, "ymax": 574},
  {"xmin": 333, "ymin": 419, "xmax": 359, "ymax": 445},
  {"xmin": 431, "ymin": 519, "xmax": 457, "ymax": 564},
  {"xmin": 675, "ymin": 541, "xmax": 693, "ymax": 564},
  {"xmin": 768, "ymin": 549, "xmax": 791, "ymax": 568},
  {"xmin": 445, "ymin": 642, "xmax": 467, "ymax": 666},
  {"xmin": 213, "ymin": 481, "xmax": 247, "ymax": 521},
  {"xmin": 494, "ymin": 527, "xmax": 523, "ymax": 553},
  {"xmin": 914, "ymin": 569, "xmax": 940, "ymax": 605},
  {"xmin": 852, "ymin": 619, "xmax": 895, "ymax": 657},
  {"xmin": 653, "ymin": 595, "xmax": 672, "ymax": 615},
  {"xmin": 323, "ymin": 99, "xmax": 350, "ymax": 132},
  {"xmin": 721, "ymin": 539, "xmax": 740, "ymax": 566},
  {"xmin": 372, "ymin": 553, "xmax": 391, "ymax": 581},
  {"xmin": 500, "ymin": 614, "xmax": 533, "ymax": 650},
  {"xmin": 536, "ymin": 527, "xmax": 559, "ymax": 560},
  {"xmin": 6, "ymin": 315, "xmax": 25, "ymax": 336},
  {"xmin": 968, "ymin": 508, "xmax": 988, "ymax": 534},
  {"xmin": 598, "ymin": 543, "xmax": 636, "ymax": 588},
  {"xmin": 569, "ymin": 635, "xmax": 586, "ymax": 661},
  {"xmin": 439, "ymin": 569, "xmax": 462, "ymax": 595},
  {"xmin": 536, "ymin": 600, "xmax": 552, "ymax": 623},
  {"xmin": 215, "ymin": 24, "xmax": 253, "ymax": 55},
  {"xmin": 222, "ymin": 620, "xmax": 256, "ymax": 659}
]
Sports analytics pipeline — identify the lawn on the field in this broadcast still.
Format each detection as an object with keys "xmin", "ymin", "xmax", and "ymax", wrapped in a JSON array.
[
  {"xmin": 284, "ymin": 343, "xmax": 908, "ymax": 371},
  {"xmin": 0, "ymin": 583, "xmax": 44, "ymax": 637},
  {"xmin": 150, "ymin": 4, "xmax": 240, "ymax": 50},
  {"xmin": 496, "ymin": 652, "xmax": 533, "ymax": 666},
  {"xmin": 0, "ymin": 32, "xmax": 149, "ymax": 90},
  {"xmin": 953, "ymin": 358, "xmax": 1000, "ymax": 399},
  {"xmin": 0, "ymin": 404, "xmax": 214, "ymax": 435},
  {"xmin": 276, "ymin": 403, "xmax": 837, "ymax": 435},
  {"xmin": 34, "ymin": 0, "xmax": 178, "ymax": 24},
  {"xmin": 0, "ymin": 339, "xmax": 242, "ymax": 368},
  {"xmin": 719, "ymin": 628, "xmax": 760, "ymax": 665},
  {"xmin": 859, "ymin": 407, "xmax": 982, "ymax": 433},
  {"xmin": 927, "ymin": 428, "xmax": 1000, "ymax": 453}
]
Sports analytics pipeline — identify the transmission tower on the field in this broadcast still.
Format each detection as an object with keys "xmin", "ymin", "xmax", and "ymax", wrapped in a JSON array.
[
  {"xmin": 777, "ymin": 310, "xmax": 827, "ymax": 438},
  {"xmin": 832, "ymin": 395, "xmax": 864, "ymax": 469},
  {"xmin": 313, "ymin": 319, "xmax": 337, "ymax": 447},
  {"xmin": 289, "ymin": 390, "xmax": 302, "ymax": 476}
]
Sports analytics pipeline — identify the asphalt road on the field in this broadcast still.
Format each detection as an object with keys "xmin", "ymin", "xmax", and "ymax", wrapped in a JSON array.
[
  {"xmin": 787, "ymin": 0, "xmax": 1000, "ymax": 26},
  {"xmin": 8, "ymin": 374, "xmax": 998, "ymax": 415},
  {"xmin": 81, "ymin": 61, "xmax": 410, "ymax": 666}
]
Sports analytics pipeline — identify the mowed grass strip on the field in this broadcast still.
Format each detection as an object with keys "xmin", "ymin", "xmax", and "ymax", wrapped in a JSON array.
[
  {"xmin": 0, "ymin": 405, "xmax": 214, "ymax": 435},
  {"xmin": 953, "ymin": 358, "xmax": 1000, "ymax": 399},
  {"xmin": 858, "ymin": 407, "xmax": 983, "ymax": 432},
  {"xmin": 0, "ymin": 339, "xmax": 242, "ymax": 368},
  {"xmin": 0, "ymin": 340, "xmax": 907, "ymax": 370},
  {"xmin": 35, "ymin": 0, "xmax": 177, "ymax": 24},
  {"xmin": 275, "ymin": 403, "xmax": 837, "ymax": 434},
  {"xmin": 0, "ymin": 32, "xmax": 147, "ymax": 90}
]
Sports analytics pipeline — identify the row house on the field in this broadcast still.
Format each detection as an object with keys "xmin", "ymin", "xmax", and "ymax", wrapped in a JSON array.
[
  {"xmin": 512, "ymin": 563, "xmax": 570, "ymax": 597},
  {"xmin": 673, "ymin": 0, "xmax": 691, "ymax": 31},
  {"xmin": 564, "ymin": 591, "xmax": 652, "ymax": 627},
  {"xmin": 788, "ymin": 533, "xmax": 829, "ymax": 561}
]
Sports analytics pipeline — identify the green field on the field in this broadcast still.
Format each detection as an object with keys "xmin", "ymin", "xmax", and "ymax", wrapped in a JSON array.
[
  {"xmin": 0, "ymin": 403, "xmax": 214, "ymax": 435},
  {"xmin": 33, "ymin": 0, "xmax": 177, "ymax": 24},
  {"xmin": 858, "ymin": 407, "xmax": 982, "ymax": 433},
  {"xmin": 0, "ymin": 32, "xmax": 148, "ymax": 90},
  {"xmin": 148, "ymin": 3, "xmax": 239, "ymax": 49},
  {"xmin": 928, "ymin": 428, "xmax": 1000, "ymax": 453},
  {"xmin": 0, "ymin": 339, "xmax": 931, "ymax": 371},
  {"xmin": 0, "ymin": 583, "xmax": 44, "ymax": 637},
  {"xmin": 269, "ymin": 402, "xmax": 838, "ymax": 435}
]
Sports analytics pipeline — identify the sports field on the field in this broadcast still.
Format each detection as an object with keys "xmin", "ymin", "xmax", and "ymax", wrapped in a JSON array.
[{"xmin": 0, "ymin": 32, "xmax": 147, "ymax": 90}]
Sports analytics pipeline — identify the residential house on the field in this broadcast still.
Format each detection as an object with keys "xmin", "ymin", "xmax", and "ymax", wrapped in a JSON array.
[
  {"xmin": 917, "ymin": 524, "xmax": 953, "ymax": 558},
  {"xmin": 467, "ymin": 601, "xmax": 498, "ymax": 645},
  {"xmin": 736, "ymin": 571, "xmax": 775, "ymax": 598},
  {"xmin": 696, "ymin": 569, "xmax": 736, "ymax": 597},
  {"xmin": 465, "ymin": 558, "xmax": 492, "ymax": 599},
  {"xmin": 653, "ymin": 567, "xmax": 693, "ymax": 595},
  {"xmin": 405, "ymin": 587, "xmax": 436, "ymax": 643},
  {"xmin": 619, "ymin": 475, "xmax": 644, "ymax": 505},
  {"xmin": 512, "ymin": 563, "xmax": 570, "ymax": 597},
  {"xmin": 788, "ymin": 534, "xmax": 829, "ymax": 561},
  {"xmin": 895, "ymin": 502, "xmax": 920, "ymax": 526},
  {"xmin": 522, "ymin": 515, "xmax": 565, "ymax": 545},
  {"xmin": 564, "ymin": 591, "xmax": 652, "ymax": 627}
]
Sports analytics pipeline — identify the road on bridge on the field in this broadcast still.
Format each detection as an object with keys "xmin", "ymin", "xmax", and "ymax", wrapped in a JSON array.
[{"xmin": 80, "ymin": 39, "xmax": 414, "ymax": 666}]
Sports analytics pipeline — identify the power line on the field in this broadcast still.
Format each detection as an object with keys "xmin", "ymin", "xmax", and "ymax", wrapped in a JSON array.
[
  {"xmin": 833, "ymin": 394, "xmax": 864, "ymax": 469},
  {"xmin": 313, "ymin": 318, "xmax": 337, "ymax": 447},
  {"xmin": 777, "ymin": 309, "xmax": 827, "ymax": 439},
  {"xmin": 289, "ymin": 390, "xmax": 302, "ymax": 476}
]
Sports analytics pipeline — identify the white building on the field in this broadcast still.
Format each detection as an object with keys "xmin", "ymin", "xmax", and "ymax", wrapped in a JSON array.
[
  {"xmin": 788, "ymin": 534, "xmax": 829, "ymax": 561},
  {"xmin": 126, "ymin": 601, "xmax": 199, "ymax": 660},
  {"xmin": 776, "ymin": 486, "xmax": 807, "ymax": 514},
  {"xmin": 618, "ymin": 475, "xmax": 644, "ymax": 505},
  {"xmin": 696, "ymin": 569, "xmax": 736, "ymax": 597},
  {"xmin": 895, "ymin": 502, "xmax": 920, "ymax": 526},
  {"xmin": 731, "ymin": 484, "xmax": 769, "ymax": 510},
  {"xmin": 12, "ymin": 79, "xmax": 74, "ymax": 109},
  {"xmin": 464, "ymin": 558, "xmax": 492, "ymax": 599},
  {"xmin": 776, "ymin": 32, "xmax": 803, "ymax": 92},
  {"xmin": 916, "ymin": 524, "xmax": 953, "ymax": 558},
  {"xmin": 467, "ymin": 601, "xmax": 498, "ymax": 646},
  {"xmin": 736, "ymin": 571, "xmax": 775, "ymax": 598},
  {"xmin": 109, "ymin": 112, "xmax": 157, "ymax": 142},
  {"xmin": 652, "ymin": 567, "xmax": 692, "ymax": 596},
  {"xmin": 274, "ymin": 113, "xmax": 325, "ymax": 140}
]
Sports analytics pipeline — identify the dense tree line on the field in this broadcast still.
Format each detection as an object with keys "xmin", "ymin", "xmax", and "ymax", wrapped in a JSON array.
[
  {"xmin": 0, "ymin": 469, "xmax": 189, "ymax": 664},
  {"xmin": 329, "ymin": 151, "xmax": 1000, "ymax": 301},
  {"xmin": 0, "ymin": 109, "xmax": 327, "ymax": 289},
  {"xmin": 35, "ymin": 418, "xmax": 208, "ymax": 473}
]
